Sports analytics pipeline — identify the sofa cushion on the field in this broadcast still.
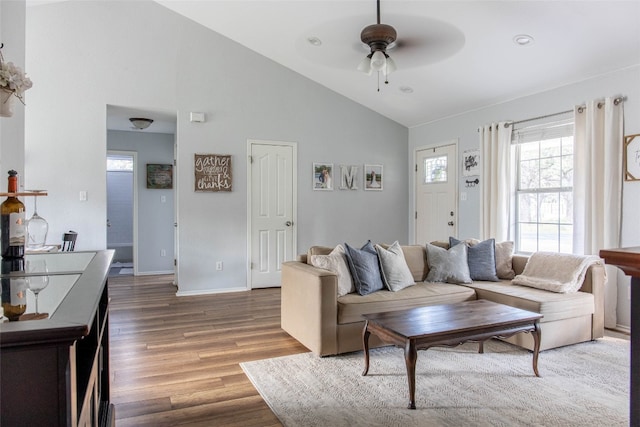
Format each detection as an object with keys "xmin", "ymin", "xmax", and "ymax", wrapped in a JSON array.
[
  {"xmin": 425, "ymin": 243, "xmax": 472, "ymax": 284},
  {"xmin": 450, "ymin": 237, "xmax": 499, "ymax": 282},
  {"xmin": 344, "ymin": 241, "xmax": 385, "ymax": 296},
  {"xmin": 310, "ymin": 244, "xmax": 355, "ymax": 297},
  {"xmin": 375, "ymin": 242, "xmax": 415, "ymax": 292},
  {"xmin": 307, "ymin": 246, "xmax": 334, "ymax": 263},
  {"xmin": 337, "ymin": 281, "xmax": 477, "ymax": 324},
  {"xmin": 463, "ymin": 281, "xmax": 595, "ymax": 323}
]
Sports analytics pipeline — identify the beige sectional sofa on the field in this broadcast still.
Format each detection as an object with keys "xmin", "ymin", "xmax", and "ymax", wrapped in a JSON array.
[{"xmin": 281, "ymin": 244, "xmax": 605, "ymax": 356}]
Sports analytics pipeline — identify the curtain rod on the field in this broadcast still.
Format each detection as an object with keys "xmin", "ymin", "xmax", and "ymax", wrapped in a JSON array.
[{"xmin": 504, "ymin": 96, "xmax": 626, "ymax": 128}]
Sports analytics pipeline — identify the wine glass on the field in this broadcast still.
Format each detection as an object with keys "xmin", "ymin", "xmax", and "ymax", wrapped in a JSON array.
[
  {"xmin": 26, "ymin": 259, "xmax": 49, "ymax": 315},
  {"xmin": 26, "ymin": 190, "xmax": 49, "ymax": 249}
]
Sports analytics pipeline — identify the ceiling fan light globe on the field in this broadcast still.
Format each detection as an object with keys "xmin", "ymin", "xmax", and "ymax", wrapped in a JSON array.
[
  {"xmin": 357, "ymin": 56, "xmax": 373, "ymax": 75},
  {"xmin": 384, "ymin": 56, "xmax": 397, "ymax": 76},
  {"xmin": 370, "ymin": 50, "xmax": 387, "ymax": 71}
]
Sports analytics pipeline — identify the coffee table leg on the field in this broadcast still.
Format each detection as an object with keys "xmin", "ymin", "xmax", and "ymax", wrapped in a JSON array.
[
  {"xmin": 404, "ymin": 340, "xmax": 417, "ymax": 409},
  {"xmin": 532, "ymin": 320, "xmax": 541, "ymax": 377},
  {"xmin": 362, "ymin": 320, "xmax": 370, "ymax": 376}
]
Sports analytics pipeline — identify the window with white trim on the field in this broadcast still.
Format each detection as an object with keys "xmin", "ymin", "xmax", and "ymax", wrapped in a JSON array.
[{"xmin": 513, "ymin": 119, "xmax": 574, "ymax": 254}]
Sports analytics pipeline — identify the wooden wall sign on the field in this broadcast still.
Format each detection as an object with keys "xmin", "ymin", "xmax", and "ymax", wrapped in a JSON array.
[{"xmin": 194, "ymin": 154, "xmax": 232, "ymax": 192}]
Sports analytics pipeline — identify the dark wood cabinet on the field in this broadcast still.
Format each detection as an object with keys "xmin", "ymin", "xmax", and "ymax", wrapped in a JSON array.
[{"xmin": 0, "ymin": 250, "xmax": 115, "ymax": 427}]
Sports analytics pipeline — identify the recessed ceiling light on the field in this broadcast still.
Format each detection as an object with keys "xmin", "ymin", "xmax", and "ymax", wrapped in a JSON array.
[
  {"xmin": 399, "ymin": 86, "xmax": 414, "ymax": 94},
  {"xmin": 307, "ymin": 37, "xmax": 322, "ymax": 47},
  {"xmin": 513, "ymin": 34, "xmax": 534, "ymax": 46}
]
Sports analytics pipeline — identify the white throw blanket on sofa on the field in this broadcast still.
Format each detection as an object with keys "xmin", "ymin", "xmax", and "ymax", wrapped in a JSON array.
[{"xmin": 512, "ymin": 252, "xmax": 604, "ymax": 293}]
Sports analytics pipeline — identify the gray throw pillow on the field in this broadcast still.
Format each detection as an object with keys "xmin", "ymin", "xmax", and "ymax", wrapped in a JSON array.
[
  {"xmin": 375, "ymin": 241, "xmax": 415, "ymax": 292},
  {"xmin": 449, "ymin": 237, "xmax": 499, "ymax": 281},
  {"xmin": 425, "ymin": 242, "xmax": 472, "ymax": 284},
  {"xmin": 344, "ymin": 241, "xmax": 385, "ymax": 295}
]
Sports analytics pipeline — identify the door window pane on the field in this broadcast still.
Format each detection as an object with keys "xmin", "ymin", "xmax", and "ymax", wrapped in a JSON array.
[{"xmin": 424, "ymin": 156, "xmax": 448, "ymax": 183}]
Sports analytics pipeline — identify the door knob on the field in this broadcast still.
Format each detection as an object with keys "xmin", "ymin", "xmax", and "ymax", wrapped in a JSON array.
[
  {"xmin": 448, "ymin": 221, "xmax": 454, "ymax": 226},
  {"xmin": 285, "ymin": 221, "xmax": 293, "ymax": 227}
]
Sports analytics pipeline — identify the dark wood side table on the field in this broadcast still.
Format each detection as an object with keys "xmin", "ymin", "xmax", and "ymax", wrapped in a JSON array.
[{"xmin": 599, "ymin": 246, "xmax": 640, "ymax": 426}]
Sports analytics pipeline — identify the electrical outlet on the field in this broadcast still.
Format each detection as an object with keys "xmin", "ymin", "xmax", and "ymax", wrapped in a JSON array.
[
  {"xmin": 216, "ymin": 261, "xmax": 223, "ymax": 271},
  {"xmin": 161, "ymin": 249, "xmax": 166, "ymax": 257}
]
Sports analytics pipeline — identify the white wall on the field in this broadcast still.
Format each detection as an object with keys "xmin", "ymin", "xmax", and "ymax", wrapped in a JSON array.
[
  {"xmin": 24, "ymin": 1, "xmax": 408, "ymax": 293},
  {"xmin": 0, "ymin": 0, "xmax": 26, "ymax": 182},
  {"xmin": 409, "ymin": 65, "xmax": 640, "ymax": 328},
  {"xmin": 108, "ymin": 130, "xmax": 175, "ymax": 274}
]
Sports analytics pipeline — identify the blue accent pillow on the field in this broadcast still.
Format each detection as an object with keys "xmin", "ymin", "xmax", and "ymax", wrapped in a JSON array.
[
  {"xmin": 344, "ymin": 241, "xmax": 385, "ymax": 295},
  {"xmin": 449, "ymin": 237, "xmax": 499, "ymax": 282}
]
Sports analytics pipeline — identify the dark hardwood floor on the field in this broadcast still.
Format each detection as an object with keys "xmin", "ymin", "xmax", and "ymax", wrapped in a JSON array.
[{"xmin": 108, "ymin": 274, "xmax": 308, "ymax": 426}]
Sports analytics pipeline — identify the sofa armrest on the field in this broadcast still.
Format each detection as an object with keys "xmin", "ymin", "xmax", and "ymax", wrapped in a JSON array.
[
  {"xmin": 281, "ymin": 261, "xmax": 338, "ymax": 356},
  {"xmin": 579, "ymin": 262, "xmax": 606, "ymax": 339}
]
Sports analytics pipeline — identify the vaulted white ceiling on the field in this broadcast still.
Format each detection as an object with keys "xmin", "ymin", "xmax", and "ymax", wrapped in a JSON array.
[{"xmin": 156, "ymin": 0, "xmax": 640, "ymax": 128}]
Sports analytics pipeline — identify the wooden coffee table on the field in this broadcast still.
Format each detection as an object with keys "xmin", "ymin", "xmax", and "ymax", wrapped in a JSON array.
[{"xmin": 362, "ymin": 299, "xmax": 543, "ymax": 409}]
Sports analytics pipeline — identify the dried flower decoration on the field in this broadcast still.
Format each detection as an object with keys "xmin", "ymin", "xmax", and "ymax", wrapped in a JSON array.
[{"xmin": 0, "ymin": 43, "xmax": 33, "ymax": 105}]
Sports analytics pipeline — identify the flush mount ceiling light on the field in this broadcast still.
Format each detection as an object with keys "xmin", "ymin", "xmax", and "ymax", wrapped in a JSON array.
[
  {"xmin": 129, "ymin": 117, "xmax": 154, "ymax": 130},
  {"xmin": 513, "ymin": 34, "xmax": 534, "ymax": 46},
  {"xmin": 357, "ymin": 0, "xmax": 397, "ymax": 91}
]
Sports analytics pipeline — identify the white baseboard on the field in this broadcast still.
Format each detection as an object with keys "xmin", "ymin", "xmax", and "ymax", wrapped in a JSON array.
[
  {"xmin": 175, "ymin": 286, "xmax": 248, "ymax": 297},
  {"xmin": 135, "ymin": 270, "xmax": 174, "ymax": 276}
]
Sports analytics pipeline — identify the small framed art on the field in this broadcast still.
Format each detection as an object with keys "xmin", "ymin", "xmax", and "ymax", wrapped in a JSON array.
[
  {"xmin": 462, "ymin": 149, "xmax": 480, "ymax": 176},
  {"xmin": 313, "ymin": 163, "xmax": 333, "ymax": 190},
  {"xmin": 364, "ymin": 164, "xmax": 383, "ymax": 191},
  {"xmin": 146, "ymin": 164, "xmax": 173, "ymax": 189}
]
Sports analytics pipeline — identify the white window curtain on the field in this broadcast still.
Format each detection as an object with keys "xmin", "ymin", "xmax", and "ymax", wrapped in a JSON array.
[
  {"xmin": 479, "ymin": 122, "xmax": 513, "ymax": 241},
  {"xmin": 573, "ymin": 96, "xmax": 624, "ymax": 329}
]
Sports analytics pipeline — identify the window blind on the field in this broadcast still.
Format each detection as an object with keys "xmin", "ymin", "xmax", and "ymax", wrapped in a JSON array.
[{"xmin": 511, "ymin": 118, "xmax": 574, "ymax": 145}]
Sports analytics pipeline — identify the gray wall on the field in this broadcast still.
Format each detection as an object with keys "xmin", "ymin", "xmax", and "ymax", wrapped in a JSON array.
[
  {"xmin": 108, "ymin": 130, "xmax": 175, "ymax": 274},
  {"xmin": 24, "ymin": 1, "xmax": 408, "ymax": 293}
]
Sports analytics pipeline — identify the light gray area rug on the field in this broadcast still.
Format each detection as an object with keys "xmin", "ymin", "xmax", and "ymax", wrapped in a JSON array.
[{"xmin": 241, "ymin": 337, "xmax": 629, "ymax": 427}]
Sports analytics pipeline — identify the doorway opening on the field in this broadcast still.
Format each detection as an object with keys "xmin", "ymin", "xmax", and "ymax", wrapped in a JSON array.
[{"xmin": 107, "ymin": 151, "xmax": 136, "ymax": 276}]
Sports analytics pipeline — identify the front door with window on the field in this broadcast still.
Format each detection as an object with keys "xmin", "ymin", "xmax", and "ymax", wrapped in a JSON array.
[{"xmin": 415, "ymin": 143, "xmax": 458, "ymax": 244}]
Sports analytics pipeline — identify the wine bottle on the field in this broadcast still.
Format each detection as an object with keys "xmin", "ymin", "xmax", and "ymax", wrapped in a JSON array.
[
  {"xmin": 1, "ymin": 258, "xmax": 26, "ymax": 321},
  {"xmin": 1, "ymin": 170, "xmax": 26, "ymax": 258}
]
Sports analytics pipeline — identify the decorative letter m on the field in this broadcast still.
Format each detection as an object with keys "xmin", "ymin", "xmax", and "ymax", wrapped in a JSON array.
[{"xmin": 340, "ymin": 165, "xmax": 359, "ymax": 190}]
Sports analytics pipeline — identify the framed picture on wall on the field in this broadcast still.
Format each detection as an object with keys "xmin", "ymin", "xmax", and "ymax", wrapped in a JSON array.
[
  {"xmin": 313, "ymin": 163, "xmax": 334, "ymax": 190},
  {"xmin": 462, "ymin": 149, "xmax": 480, "ymax": 176},
  {"xmin": 624, "ymin": 134, "xmax": 640, "ymax": 181},
  {"xmin": 146, "ymin": 164, "xmax": 173, "ymax": 189},
  {"xmin": 364, "ymin": 164, "xmax": 383, "ymax": 191}
]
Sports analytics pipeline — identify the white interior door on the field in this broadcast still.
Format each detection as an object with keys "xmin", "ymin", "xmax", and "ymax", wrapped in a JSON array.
[
  {"xmin": 415, "ymin": 143, "xmax": 458, "ymax": 244},
  {"xmin": 249, "ymin": 141, "xmax": 296, "ymax": 288}
]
